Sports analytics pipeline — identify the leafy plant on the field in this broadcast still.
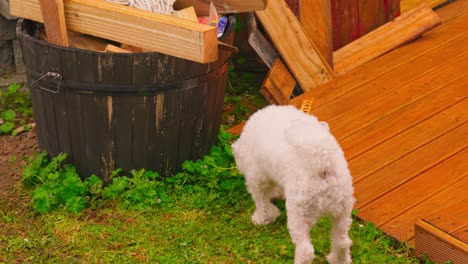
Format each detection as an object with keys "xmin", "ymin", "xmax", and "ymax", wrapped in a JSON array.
[{"xmin": 0, "ymin": 83, "xmax": 34, "ymax": 135}]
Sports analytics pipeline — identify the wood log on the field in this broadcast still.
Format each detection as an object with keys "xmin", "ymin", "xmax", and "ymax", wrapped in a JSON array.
[
  {"xmin": 174, "ymin": 0, "xmax": 267, "ymax": 16},
  {"xmin": 333, "ymin": 4, "xmax": 442, "ymax": 74},
  {"xmin": 38, "ymin": 0, "xmax": 69, "ymax": 46},
  {"xmin": 260, "ymin": 58, "xmax": 296, "ymax": 105},
  {"xmin": 10, "ymin": 0, "xmax": 218, "ymax": 63},
  {"xmin": 300, "ymin": 0, "xmax": 333, "ymax": 66},
  {"xmin": 255, "ymin": 0, "xmax": 335, "ymax": 92}
]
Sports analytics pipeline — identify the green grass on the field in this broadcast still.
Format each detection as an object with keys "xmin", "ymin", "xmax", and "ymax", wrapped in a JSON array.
[{"xmin": 0, "ymin": 130, "xmax": 420, "ymax": 263}]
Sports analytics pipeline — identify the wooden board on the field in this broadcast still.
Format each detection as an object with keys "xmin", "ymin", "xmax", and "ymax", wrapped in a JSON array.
[
  {"xmin": 354, "ymin": 122, "xmax": 468, "ymax": 209},
  {"xmin": 172, "ymin": 6, "xmax": 198, "ymax": 22},
  {"xmin": 10, "ymin": 0, "xmax": 218, "ymax": 63},
  {"xmin": 260, "ymin": 58, "xmax": 296, "ymax": 105},
  {"xmin": 334, "ymin": 4, "xmax": 442, "ymax": 74},
  {"xmin": 423, "ymin": 202, "xmax": 468, "ymax": 235},
  {"xmin": 340, "ymin": 76, "xmax": 467, "ymax": 160},
  {"xmin": 300, "ymin": 0, "xmax": 333, "ymax": 66},
  {"xmin": 330, "ymin": 50, "xmax": 468, "ymax": 141},
  {"xmin": 415, "ymin": 219, "xmax": 468, "ymax": 263},
  {"xmin": 255, "ymin": 0, "xmax": 335, "ymax": 92},
  {"xmin": 358, "ymin": 148, "xmax": 468, "ymax": 226},
  {"xmin": 382, "ymin": 176, "xmax": 468, "ymax": 241},
  {"xmin": 174, "ymin": 0, "xmax": 267, "ymax": 16},
  {"xmin": 290, "ymin": 12, "xmax": 468, "ymax": 111},
  {"xmin": 401, "ymin": 0, "xmax": 448, "ymax": 13},
  {"xmin": 38, "ymin": 0, "xmax": 69, "ymax": 46}
]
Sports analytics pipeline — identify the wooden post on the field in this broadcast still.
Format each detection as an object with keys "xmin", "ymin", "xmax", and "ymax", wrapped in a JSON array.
[
  {"xmin": 38, "ymin": 0, "xmax": 69, "ymax": 46},
  {"xmin": 300, "ymin": 0, "xmax": 334, "ymax": 67}
]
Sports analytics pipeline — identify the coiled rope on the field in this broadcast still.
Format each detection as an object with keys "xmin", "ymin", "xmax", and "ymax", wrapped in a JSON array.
[{"xmin": 106, "ymin": 0, "xmax": 176, "ymax": 15}]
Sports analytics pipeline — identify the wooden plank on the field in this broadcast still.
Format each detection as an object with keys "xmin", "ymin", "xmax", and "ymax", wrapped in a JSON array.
[
  {"xmin": 10, "ymin": 0, "xmax": 218, "ymax": 63},
  {"xmin": 255, "ymin": 0, "xmax": 335, "ymax": 92},
  {"xmin": 330, "ymin": 0, "xmax": 359, "ymax": 50},
  {"xmin": 305, "ymin": 33, "xmax": 468, "ymax": 125},
  {"xmin": 174, "ymin": 0, "xmax": 266, "ymax": 16},
  {"xmin": 334, "ymin": 4, "xmax": 442, "ymax": 74},
  {"xmin": 38, "ymin": 0, "xmax": 69, "ymax": 46},
  {"xmin": 331, "ymin": 53, "xmax": 468, "ymax": 142},
  {"xmin": 172, "ymin": 6, "xmax": 198, "ymax": 22},
  {"xmin": 423, "ymin": 202, "xmax": 468, "ymax": 235},
  {"xmin": 358, "ymin": 148, "xmax": 468, "ymax": 227},
  {"xmin": 415, "ymin": 219, "xmax": 468, "ymax": 262},
  {"xmin": 104, "ymin": 44, "xmax": 131, "ymax": 53},
  {"xmin": 300, "ymin": 0, "xmax": 333, "ymax": 66},
  {"xmin": 453, "ymin": 227, "xmax": 468, "ymax": 244},
  {"xmin": 354, "ymin": 122, "xmax": 468, "ymax": 209},
  {"xmin": 260, "ymin": 58, "xmax": 296, "ymax": 105},
  {"xmin": 381, "ymin": 177, "xmax": 468, "ymax": 242},
  {"xmin": 341, "ymin": 73, "xmax": 468, "ymax": 159},
  {"xmin": 351, "ymin": 98, "xmax": 467, "ymax": 184},
  {"xmin": 436, "ymin": 0, "xmax": 468, "ymax": 23},
  {"xmin": 290, "ymin": 12, "xmax": 468, "ymax": 110},
  {"xmin": 401, "ymin": 0, "xmax": 448, "ymax": 13}
]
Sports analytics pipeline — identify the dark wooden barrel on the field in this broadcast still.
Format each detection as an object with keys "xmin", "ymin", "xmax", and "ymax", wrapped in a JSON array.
[{"xmin": 17, "ymin": 17, "xmax": 235, "ymax": 181}]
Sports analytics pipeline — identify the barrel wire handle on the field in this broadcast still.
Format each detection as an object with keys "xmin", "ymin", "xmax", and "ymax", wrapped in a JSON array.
[{"xmin": 30, "ymin": 72, "xmax": 63, "ymax": 94}]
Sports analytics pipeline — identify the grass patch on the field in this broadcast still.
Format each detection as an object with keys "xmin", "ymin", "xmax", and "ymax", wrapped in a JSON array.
[{"xmin": 0, "ymin": 130, "xmax": 420, "ymax": 263}]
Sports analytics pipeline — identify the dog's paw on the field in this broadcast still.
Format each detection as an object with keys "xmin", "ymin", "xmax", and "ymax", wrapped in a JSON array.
[{"xmin": 252, "ymin": 206, "xmax": 281, "ymax": 225}]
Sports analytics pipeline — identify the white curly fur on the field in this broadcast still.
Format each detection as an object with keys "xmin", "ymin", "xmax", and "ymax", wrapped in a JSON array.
[{"xmin": 232, "ymin": 105, "xmax": 355, "ymax": 264}]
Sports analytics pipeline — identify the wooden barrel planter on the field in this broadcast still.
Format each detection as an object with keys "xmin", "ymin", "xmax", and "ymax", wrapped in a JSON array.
[{"xmin": 17, "ymin": 17, "xmax": 235, "ymax": 181}]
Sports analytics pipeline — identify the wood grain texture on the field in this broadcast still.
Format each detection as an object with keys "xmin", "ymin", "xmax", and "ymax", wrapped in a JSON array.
[
  {"xmin": 38, "ymin": 0, "xmax": 69, "ymax": 46},
  {"xmin": 330, "ymin": 0, "xmax": 359, "ymax": 50},
  {"xmin": 255, "ymin": 0, "xmax": 334, "ymax": 92},
  {"xmin": 174, "ymin": 0, "xmax": 266, "ymax": 16},
  {"xmin": 401, "ymin": 0, "xmax": 448, "ymax": 13},
  {"xmin": 300, "ymin": 0, "xmax": 333, "ymax": 66},
  {"xmin": 290, "ymin": 12, "xmax": 468, "ymax": 110},
  {"xmin": 423, "ymin": 202, "xmax": 468, "ymax": 236},
  {"xmin": 10, "ymin": 0, "xmax": 218, "ymax": 63},
  {"xmin": 382, "ymin": 176, "xmax": 468, "ymax": 242},
  {"xmin": 358, "ymin": 147, "xmax": 468, "ymax": 227},
  {"xmin": 415, "ymin": 219, "xmax": 468, "ymax": 263},
  {"xmin": 260, "ymin": 58, "xmax": 296, "ymax": 105},
  {"xmin": 172, "ymin": 6, "xmax": 198, "ymax": 22},
  {"xmin": 334, "ymin": 4, "xmax": 442, "ymax": 74}
]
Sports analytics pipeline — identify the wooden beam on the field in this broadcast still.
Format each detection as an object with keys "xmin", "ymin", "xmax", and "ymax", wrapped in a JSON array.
[
  {"xmin": 333, "ymin": 4, "xmax": 442, "ymax": 74},
  {"xmin": 255, "ymin": 0, "xmax": 335, "ymax": 92},
  {"xmin": 10, "ymin": 0, "xmax": 218, "ymax": 63},
  {"xmin": 38, "ymin": 0, "xmax": 69, "ymax": 46},
  {"xmin": 174, "ymin": 0, "xmax": 267, "ymax": 16},
  {"xmin": 300, "ymin": 0, "xmax": 333, "ymax": 66}
]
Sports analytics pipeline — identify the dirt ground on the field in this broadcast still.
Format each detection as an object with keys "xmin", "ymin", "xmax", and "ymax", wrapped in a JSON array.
[{"xmin": 0, "ymin": 130, "xmax": 39, "ymax": 197}]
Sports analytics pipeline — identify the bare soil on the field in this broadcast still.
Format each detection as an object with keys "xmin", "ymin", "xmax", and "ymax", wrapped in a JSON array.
[{"xmin": 0, "ymin": 130, "xmax": 39, "ymax": 197}]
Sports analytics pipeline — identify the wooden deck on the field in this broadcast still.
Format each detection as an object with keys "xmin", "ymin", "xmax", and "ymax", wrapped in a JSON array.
[{"xmin": 288, "ymin": 0, "xmax": 468, "ymax": 261}]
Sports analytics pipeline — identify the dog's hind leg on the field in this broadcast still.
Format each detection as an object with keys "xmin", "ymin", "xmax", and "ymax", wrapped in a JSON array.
[
  {"xmin": 327, "ymin": 212, "xmax": 353, "ymax": 264},
  {"xmin": 286, "ymin": 200, "xmax": 316, "ymax": 264},
  {"xmin": 246, "ymin": 177, "xmax": 281, "ymax": 225}
]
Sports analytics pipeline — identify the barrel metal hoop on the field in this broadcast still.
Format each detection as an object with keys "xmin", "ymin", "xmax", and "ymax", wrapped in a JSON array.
[{"xmin": 27, "ymin": 58, "xmax": 230, "ymax": 95}]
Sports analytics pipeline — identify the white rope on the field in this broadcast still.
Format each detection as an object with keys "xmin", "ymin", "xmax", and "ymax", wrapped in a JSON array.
[{"xmin": 106, "ymin": 0, "xmax": 176, "ymax": 15}]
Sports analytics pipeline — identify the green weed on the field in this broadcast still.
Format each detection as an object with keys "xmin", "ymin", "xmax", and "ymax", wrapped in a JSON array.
[
  {"xmin": 6, "ymin": 129, "xmax": 424, "ymax": 263},
  {"xmin": 0, "ymin": 83, "xmax": 34, "ymax": 135}
]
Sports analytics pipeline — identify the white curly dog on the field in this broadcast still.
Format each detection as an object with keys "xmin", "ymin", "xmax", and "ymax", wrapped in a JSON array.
[{"xmin": 232, "ymin": 105, "xmax": 355, "ymax": 264}]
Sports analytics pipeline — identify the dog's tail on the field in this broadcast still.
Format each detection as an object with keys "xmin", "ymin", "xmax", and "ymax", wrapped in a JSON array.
[{"xmin": 285, "ymin": 118, "xmax": 350, "ymax": 179}]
